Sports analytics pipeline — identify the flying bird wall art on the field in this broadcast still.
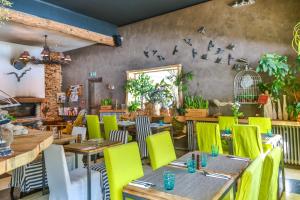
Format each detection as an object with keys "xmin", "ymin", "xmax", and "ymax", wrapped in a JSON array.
[{"xmin": 7, "ymin": 67, "xmax": 32, "ymax": 82}]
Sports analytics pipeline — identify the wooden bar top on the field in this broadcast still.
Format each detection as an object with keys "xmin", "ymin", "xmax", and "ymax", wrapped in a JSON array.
[
  {"xmin": 185, "ymin": 117, "xmax": 300, "ymax": 127},
  {"xmin": 0, "ymin": 129, "xmax": 53, "ymax": 175},
  {"xmin": 63, "ymin": 140, "xmax": 121, "ymax": 154}
]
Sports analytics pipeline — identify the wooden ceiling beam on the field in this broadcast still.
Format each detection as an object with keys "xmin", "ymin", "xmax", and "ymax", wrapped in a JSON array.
[{"xmin": 7, "ymin": 9, "xmax": 115, "ymax": 46}]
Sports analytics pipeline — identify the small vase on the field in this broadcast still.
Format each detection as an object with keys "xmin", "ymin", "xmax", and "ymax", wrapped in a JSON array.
[
  {"xmin": 282, "ymin": 95, "xmax": 288, "ymax": 120},
  {"xmin": 277, "ymin": 99, "xmax": 283, "ymax": 120},
  {"xmin": 272, "ymin": 102, "xmax": 277, "ymax": 120},
  {"xmin": 153, "ymin": 103, "xmax": 161, "ymax": 116}
]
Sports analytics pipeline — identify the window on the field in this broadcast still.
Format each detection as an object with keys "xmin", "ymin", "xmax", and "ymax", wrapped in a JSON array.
[{"xmin": 126, "ymin": 64, "xmax": 182, "ymax": 107}]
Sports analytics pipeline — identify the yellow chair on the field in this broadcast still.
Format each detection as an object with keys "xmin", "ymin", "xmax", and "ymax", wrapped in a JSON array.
[
  {"xmin": 86, "ymin": 115, "xmax": 102, "ymax": 139},
  {"xmin": 103, "ymin": 115, "xmax": 118, "ymax": 139},
  {"xmin": 233, "ymin": 125, "xmax": 263, "ymax": 160},
  {"xmin": 248, "ymin": 117, "xmax": 272, "ymax": 134},
  {"xmin": 196, "ymin": 122, "xmax": 223, "ymax": 154},
  {"xmin": 258, "ymin": 147, "xmax": 282, "ymax": 200},
  {"xmin": 104, "ymin": 142, "xmax": 144, "ymax": 200},
  {"xmin": 236, "ymin": 156, "xmax": 264, "ymax": 200},
  {"xmin": 218, "ymin": 116, "xmax": 237, "ymax": 131},
  {"xmin": 146, "ymin": 131, "xmax": 176, "ymax": 170}
]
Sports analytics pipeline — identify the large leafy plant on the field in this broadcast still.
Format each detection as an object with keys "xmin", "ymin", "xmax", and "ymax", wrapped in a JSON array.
[
  {"xmin": 125, "ymin": 73, "xmax": 154, "ymax": 107},
  {"xmin": 146, "ymin": 79, "xmax": 173, "ymax": 107},
  {"xmin": 256, "ymin": 53, "xmax": 290, "ymax": 99}
]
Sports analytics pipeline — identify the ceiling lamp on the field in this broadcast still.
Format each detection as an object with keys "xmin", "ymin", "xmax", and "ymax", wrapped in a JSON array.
[
  {"xmin": 41, "ymin": 35, "xmax": 50, "ymax": 58},
  {"xmin": 230, "ymin": 0, "xmax": 255, "ymax": 8},
  {"xmin": 15, "ymin": 35, "xmax": 71, "ymax": 65}
]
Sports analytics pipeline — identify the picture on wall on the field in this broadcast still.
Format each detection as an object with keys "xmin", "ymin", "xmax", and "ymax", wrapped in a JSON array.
[{"xmin": 57, "ymin": 92, "xmax": 66, "ymax": 103}]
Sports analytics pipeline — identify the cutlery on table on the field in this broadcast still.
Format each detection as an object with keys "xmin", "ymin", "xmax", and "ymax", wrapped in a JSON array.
[
  {"xmin": 203, "ymin": 171, "xmax": 231, "ymax": 180},
  {"xmin": 132, "ymin": 180, "xmax": 155, "ymax": 187},
  {"xmin": 170, "ymin": 161, "xmax": 187, "ymax": 167},
  {"xmin": 129, "ymin": 182, "xmax": 151, "ymax": 189},
  {"xmin": 226, "ymin": 155, "xmax": 249, "ymax": 161}
]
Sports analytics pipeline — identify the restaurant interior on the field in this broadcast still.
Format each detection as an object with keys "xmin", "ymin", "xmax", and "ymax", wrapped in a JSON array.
[{"xmin": 0, "ymin": 0, "xmax": 300, "ymax": 199}]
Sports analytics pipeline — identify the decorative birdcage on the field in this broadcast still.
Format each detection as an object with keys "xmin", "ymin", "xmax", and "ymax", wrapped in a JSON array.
[{"xmin": 234, "ymin": 67, "xmax": 262, "ymax": 104}]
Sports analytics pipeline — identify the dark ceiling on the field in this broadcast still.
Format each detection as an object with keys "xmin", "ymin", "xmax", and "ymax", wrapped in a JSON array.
[{"xmin": 40, "ymin": 0, "xmax": 209, "ymax": 26}]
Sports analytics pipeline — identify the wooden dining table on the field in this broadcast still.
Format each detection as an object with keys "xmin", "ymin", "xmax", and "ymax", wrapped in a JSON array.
[
  {"xmin": 123, "ymin": 152, "xmax": 250, "ymax": 200},
  {"xmin": 63, "ymin": 140, "xmax": 121, "ymax": 200},
  {"xmin": 0, "ymin": 129, "xmax": 53, "ymax": 175}
]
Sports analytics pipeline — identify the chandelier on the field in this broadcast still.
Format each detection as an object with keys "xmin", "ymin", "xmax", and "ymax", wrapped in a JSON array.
[{"xmin": 17, "ymin": 35, "xmax": 71, "ymax": 65}]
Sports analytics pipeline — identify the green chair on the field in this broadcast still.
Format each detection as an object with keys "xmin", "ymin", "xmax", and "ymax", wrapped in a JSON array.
[
  {"xmin": 248, "ymin": 117, "xmax": 272, "ymax": 134},
  {"xmin": 233, "ymin": 125, "xmax": 263, "ymax": 160},
  {"xmin": 104, "ymin": 142, "xmax": 144, "ymax": 200},
  {"xmin": 146, "ymin": 131, "xmax": 176, "ymax": 170},
  {"xmin": 103, "ymin": 115, "xmax": 118, "ymax": 139},
  {"xmin": 86, "ymin": 115, "xmax": 102, "ymax": 139},
  {"xmin": 236, "ymin": 156, "xmax": 264, "ymax": 200},
  {"xmin": 258, "ymin": 147, "xmax": 282, "ymax": 200},
  {"xmin": 196, "ymin": 122, "xmax": 223, "ymax": 154},
  {"xmin": 218, "ymin": 116, "xmax": 237, "ymax": 131},
  {"xmin": 218, "ymin": 116, "xmax": 237, "ymax": 153}
]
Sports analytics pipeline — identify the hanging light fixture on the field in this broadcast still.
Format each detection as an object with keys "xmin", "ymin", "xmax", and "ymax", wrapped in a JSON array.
[
  {"xmin": 13, "ymin": 35, "xmax": 71, "ymax": 65},
  {"xmin": 41, "ymin": 35, "xmax": 50, "ymax": 58}
]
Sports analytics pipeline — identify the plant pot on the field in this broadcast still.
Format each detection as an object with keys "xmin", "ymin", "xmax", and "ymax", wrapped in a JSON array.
[
  {"xmin": 100, "ymin": 105, "xmax": 112, "ymax": 110},
  {"xmin": 153, "ymin": 103, "xmax": 161, "ymax": 116},
  {"xmin": 160, "ymin": 107, "xmax": 170, "ymax": 117},
  {"xmin": 185, "ymin": 109, "xmax": 208, "ymax": 118},
  {"xmin": 175, "ymin": 115, "xmax": 186, "ymax": 123}
]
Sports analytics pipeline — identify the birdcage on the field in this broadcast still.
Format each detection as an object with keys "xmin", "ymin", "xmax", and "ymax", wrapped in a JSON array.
[{"xmin": 234, "ymin": 68, "xmax": 262, "ymax": 104}]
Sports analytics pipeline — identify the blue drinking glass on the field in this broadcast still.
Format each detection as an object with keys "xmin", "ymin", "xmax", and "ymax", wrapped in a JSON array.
[
  {"xmin": 267, "ymin": 130, "xmax": 273, "ymax": 137},
  {"xmin": 201, "ymin": 153, "xmax": 208, "ymax": 167},
  {"xmin": 163, "ymin": 171, "xmax": 175, "ymax": 190},
  {"xmin": 159, "ymin": 120, "xmax": 164, "ymax": 126},
  {"xmin": 187, "ymin": 158, "xmax": 196, "ymax": 173},
  {"xmin": 211, "ymin": 144, "xmax": 219, "ymax": 157}
]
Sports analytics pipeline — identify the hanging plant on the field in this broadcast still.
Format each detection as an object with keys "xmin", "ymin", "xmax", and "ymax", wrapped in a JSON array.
[{"xmin": 167, "ymin": 70, "xmax": 194, "ymax": 95}]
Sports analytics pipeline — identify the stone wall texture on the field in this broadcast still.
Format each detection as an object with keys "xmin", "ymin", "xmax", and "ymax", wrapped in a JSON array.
[
  {"xmin": 62, "ymin": 0, "xmax": 300, "ymax": 115},
  {"xmin": 43, "ymin": 63, "xmax": 62, "ymax": 120}
]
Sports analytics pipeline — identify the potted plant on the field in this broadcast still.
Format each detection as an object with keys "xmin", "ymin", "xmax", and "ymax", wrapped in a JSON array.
[
  {"xmin": 100, "ymin": 98, "xmax": 112, "ymax": 110},
  {"xmin": 125, "ymin": 73, "xmax": 154, "ymax": 109},
  {"xmin": 146, "ymin": 79, "xmax": 173, "ymax": 116},
  {"xmin": 257, "ymin": 53, "xmax": 300, "ymax": 121},
  {"xmin": 231, "ymin": 102, "xmax": 244, "ymax": 121},
  {"xmin": 184, "ymin": 95, "xmax": 209, "ymax": 118}
]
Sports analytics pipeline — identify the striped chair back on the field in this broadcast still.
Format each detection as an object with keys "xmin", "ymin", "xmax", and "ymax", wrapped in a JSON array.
[
  {"xmin": 109, "ymin": 130, "xmax": 128, "ymax": 144},
  {"xmin": 135, "ymin": 116, "xmax": 152, "ymax": 158}
]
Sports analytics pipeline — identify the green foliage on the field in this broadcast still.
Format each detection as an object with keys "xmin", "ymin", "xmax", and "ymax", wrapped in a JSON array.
[
  {"xmin": 231, "ymin": 102, "xmax": 244, "ymax": 118},
  {"xmin": 146, "ymin": 79, "xmax": 173, "ymax": 107},
  {"xmin": 167, "ymin": 70, "xmax": 194, "ymax": 94},
  {"xmin": 0, "ymin": 0, "xmax": 12, "ymax": 22},
  {"xmin": 125, "ymin": 73, "xmax": 154, "ymax": 104},
  {"xmin": 256, "ymin": 53, "xmax": 300, "ymax": 101},
  {"xmin": 5, "ymin": 114, "xmax": 15, "ymax": 121},
  {"xmin": 128, "ymin": 101, "xmax": 140, "ymax": 112},
  {"xmin": 176, "ymin": 106, "xmax": 186, "ymax": 115},
  {"xmin": 184, "ymin": 95, "xmax": 209, "ymax": 109},
  {"xmin": 100, "ymin": 98, "xmax": 112, "ymax": 106},
  {"xmin": 286, "ymin": 102, "xmax": 300, "ymax": 120}
]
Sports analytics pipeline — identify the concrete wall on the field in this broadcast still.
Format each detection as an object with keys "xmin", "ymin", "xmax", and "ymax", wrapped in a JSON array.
[{"xmin": 62, "ymin": 0, "xmax": 300, "ymax": 115}]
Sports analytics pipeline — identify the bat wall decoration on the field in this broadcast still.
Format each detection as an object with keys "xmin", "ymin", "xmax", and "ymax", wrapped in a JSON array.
[
  {"xmin": 192, "ymin": 48, "xmax": 198, "ymax": 59},
  {"xmin": 183, "ymin": 38, "xmax": 192, "ymax": 46},
  {"xmin": 144, "ymin": 50, "xmax": 149, "ymax": 58},
  {"xmin": 208, "ymin": 40, "xmax": 215, "ymax": 51},
  {"xmin": 172, "ymin": 45, "xmax": 178, "ymax": 55}
]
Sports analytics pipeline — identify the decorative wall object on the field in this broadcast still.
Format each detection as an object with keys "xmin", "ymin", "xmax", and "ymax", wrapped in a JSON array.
[
  {"xmin": 6, "ymin": 67, "xmax": 31, "ymax": 82},
  {"xmin": 201, "ymin": 54, "xmax": 208, "ymax": 60},
  {"xmin": 207, "ymin": 40, "xmax": 215, "ymax": 51},
  {"xmin": 215, "ymin": 57, "xmax": 222, "ymax": 64},
  {"xmin": 282, "ymin": 95, "xmax": 288, "ymax": 120},
  {"xmin": 157, "ymin": 55, "xmax": 165, "ymax": 61},
  {"xmin": 56, "ymin": 92, "xmax": 66, "ymax": 103},
  {"xmin": 10, "ymin": 58, "xmax": 27, "ymax": 70},
  {"xmin": 143, "ymin": 50, "xmax": 149, "ymax": 58},
  {"xmin": 197, "ymin": 26, "xmax": 206, "ymax": 35},
  {"xmin": 215, "ymin": 48, "xmax": 224, "ymax": 55},
  {"xmin": 152, "ymin": 50, "xmax": 158, "ymax": 56},
  {"xmin": 228, "ymin": 54, "xmax": 234, "ymax": 65},
  {"xmin": 183, "ymin": 38, "xmax": 192, "ymax": 46},
  {"xmin": 172, "ymin": 45, "xmax": 178, "ymax": 55},
  {"xmin": 226, "ymin": 44, "xmax": 236, "ymax": 50},
  {"xmin": 263, "ymin": 92, "xmax": 273, "ymax": 118},
  {"xmin": 272, "ymin": 101, "xmax": 277, "ymax": 119},
  {"xmin": 192, "ymin": 48, "xmax": 197, "ymax": 59}
]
